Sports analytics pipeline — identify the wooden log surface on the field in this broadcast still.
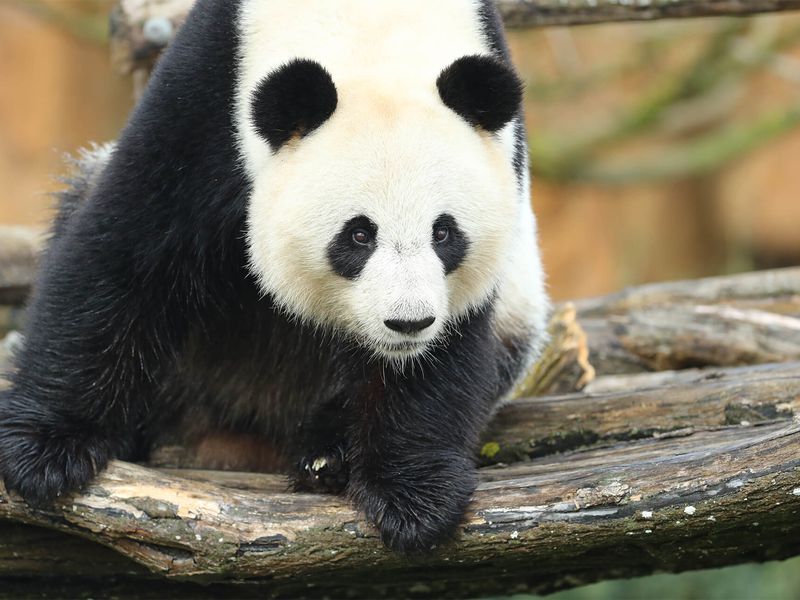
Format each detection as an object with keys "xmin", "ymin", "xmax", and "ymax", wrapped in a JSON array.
[
  {"xmin": 109, "ymin": 0, "xmax": 800, "ymax": 75},
  {"xmin": 1, "ymin": 360, "xmax": 800, "ymax": 597},
  {"xmin": 575, "ymin": 267, "xmax": 800, "ymax": 318},
  {"xmin": 1, "ymin": 423, "xmax": 799, "ymax": 597},
  {"xmin": 485, "ymin": 361, "xmax": 800, "ymax": 464},
  {"xmin": 497, "ymin": 0, "xmax": 800, "ymax": 28}
]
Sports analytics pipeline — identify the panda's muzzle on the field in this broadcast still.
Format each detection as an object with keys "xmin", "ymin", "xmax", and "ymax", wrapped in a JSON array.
[{"xmin": 384, "ymin": 316, "xmax": 436, "ymax": 334}]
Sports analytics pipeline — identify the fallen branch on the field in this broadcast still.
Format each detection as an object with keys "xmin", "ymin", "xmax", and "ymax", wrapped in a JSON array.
[
  {"xmin": 483, "ymin": 361, "xmax": 800, "ymax": 463},
  {"xmin": 577, "ymin": 301, "xmax": 800, "ymax": 376},
  {"xmin": 576, "ymin": 268, "xmax": 800, "ymax": 376},
  {"xmin": 574, "ymin": 267, "xmax": 800, "ymax": 317},
  {"xmin": 110, "ymin": 1, "xmax": 800, "ymax": 75},
  {"xmin": 2, "ymin": 418, "xmax": 799, "ymax": 597}
]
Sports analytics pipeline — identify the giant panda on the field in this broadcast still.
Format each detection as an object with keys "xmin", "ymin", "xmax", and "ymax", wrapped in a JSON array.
[{"xmin": 0, "ymin": 0, "xmax": 548, "ymax": 553}]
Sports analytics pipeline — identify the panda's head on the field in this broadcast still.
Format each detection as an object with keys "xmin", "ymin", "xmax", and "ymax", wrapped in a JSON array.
[{"xmin": 243, "ymin": 56, "xmax": 523, "ymax": 363}]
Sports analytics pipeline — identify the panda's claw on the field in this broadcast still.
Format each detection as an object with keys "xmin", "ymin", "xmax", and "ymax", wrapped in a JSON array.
[{"xmin": 295, "ymin": 445, "xmax": 348, "ymax": 494}]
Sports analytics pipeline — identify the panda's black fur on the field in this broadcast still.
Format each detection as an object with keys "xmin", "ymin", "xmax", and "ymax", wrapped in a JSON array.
[
  {"xmin": 251, "ymin": 59, "xmax": 339, "ymax": 151},
  {"xmin": 0, "ymin": 0, "xmax": 534, "ymax": 553}
]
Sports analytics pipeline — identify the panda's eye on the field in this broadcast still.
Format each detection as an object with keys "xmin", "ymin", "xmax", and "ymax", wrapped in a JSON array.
[
  {"xmin": 351, "ymin": 228, "xmax": 372, "ymax": 246},
  {"xmin": 434, "ymin": 226, "xmax": 450, "ymax": 244}
]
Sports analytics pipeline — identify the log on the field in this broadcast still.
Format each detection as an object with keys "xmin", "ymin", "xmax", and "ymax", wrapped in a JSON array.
[
  {"xmin": 109, "ymin": 1, "xmax": 800, "ymax": 75},
  {"xmin": 1, "ymin": 426, "xmax": 799, "ymax": 596},
  {"xmin": 1, "ymin": 362, "xmax": 799, "ymax": 597},
  {"xmin": 574, "ymin": 267, "xmax": 800, "ymax": 318},
  {"xmin": 576, "ymin": 269, "xmax": 800, "ymax": 377},
  {"xmin": 484, "ymin": 361, "xmax": 800, "ymax": 464},
  {"xmin": 513, "ymin": 302, "xmax": 596, "ymax": 396},
  {"xmin": 615, "ymin": 305, "xmax": 800, "ymax": 370},
  {"xmin": 0, "ymin": 227, "xmax": 41, "ymax": 306}
]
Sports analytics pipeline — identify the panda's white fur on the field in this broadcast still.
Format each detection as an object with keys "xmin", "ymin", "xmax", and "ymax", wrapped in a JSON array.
[{"xmin": 237, "ymin": 0, "xmax": 547, "ymax": 365}]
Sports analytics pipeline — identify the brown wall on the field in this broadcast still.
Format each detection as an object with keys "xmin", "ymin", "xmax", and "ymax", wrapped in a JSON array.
[{"xmin": 0, "ymin": 2, "xmax": 131, "ymax": 226}]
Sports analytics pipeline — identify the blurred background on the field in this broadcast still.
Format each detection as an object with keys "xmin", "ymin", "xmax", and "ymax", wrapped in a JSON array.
[{"xmin": 1, "ymin": 1, "xmax": 799, "ymax": 598}]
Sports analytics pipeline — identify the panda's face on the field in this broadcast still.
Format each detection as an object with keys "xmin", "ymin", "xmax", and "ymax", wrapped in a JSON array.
[{"xmin": 244, "ymin": 58, "xmax": 522, "ymax": 362}]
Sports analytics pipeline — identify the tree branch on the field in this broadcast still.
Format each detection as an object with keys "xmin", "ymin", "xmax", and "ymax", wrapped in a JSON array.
[
  {"xmin": 497, "ymin": 0, "xmax": 800, "ymax": 28},
  {"xmin": 2, "ymin": 418, "xmax": 799, "ymax": 597}
]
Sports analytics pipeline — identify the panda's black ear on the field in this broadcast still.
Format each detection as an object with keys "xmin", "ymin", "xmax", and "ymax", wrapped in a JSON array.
[
  {"xmin": 251, "ymin": 59, "xmax": 338, "ymax": 151},
  {"xmin": 437, "ymin": 55, "xmax": 522, "ymax": 132}
]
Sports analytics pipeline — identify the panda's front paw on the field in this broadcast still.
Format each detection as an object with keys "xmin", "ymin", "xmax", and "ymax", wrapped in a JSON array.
[
  {"xmin": 0, "ymin": 426, "xmax": 110, "ymax": 507},
  {"xmin": 294, "ymin": 445, "xmax": 348, "ymax": 494},
  {"xmin": 354, "ymin": 457, "xmax": 477, "ymax": 554}
]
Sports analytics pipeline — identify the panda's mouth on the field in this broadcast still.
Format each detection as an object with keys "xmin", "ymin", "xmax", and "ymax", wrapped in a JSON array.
[
  {"xmin": 374, "ymin": 340, "xmax": 428, "ymax": 358},
  {"xmin": 382, "ymin": 341, "xmax": 424, "ymax": 351}
]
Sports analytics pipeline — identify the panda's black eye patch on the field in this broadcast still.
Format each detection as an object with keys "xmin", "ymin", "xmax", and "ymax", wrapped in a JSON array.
[
  {"xmin": 432, "ymin": 214, "xmax": 468, "ymax": 274},
  {"xmin": 251, "ymin": 58, "xmax": 338, "ymax": 152},
  {"xmin": 328, "ymin": 216, "xmax": 378, "ymax": 279}
]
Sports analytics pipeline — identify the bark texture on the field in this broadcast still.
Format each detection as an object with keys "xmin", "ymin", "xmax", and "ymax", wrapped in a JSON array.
[{"xmin": 1, "ymin": 420, "xmax": 799, "ymax": 598}]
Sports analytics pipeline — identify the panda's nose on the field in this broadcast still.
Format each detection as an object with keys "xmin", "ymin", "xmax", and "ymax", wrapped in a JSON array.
[{"xmin": 384, "ymin": 316, "xmax": 436, "ymax": 334}]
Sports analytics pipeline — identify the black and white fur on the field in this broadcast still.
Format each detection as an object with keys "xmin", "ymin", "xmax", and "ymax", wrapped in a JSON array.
[{"xmin": 0, "ymin": 0, "xmax": 548, "ymax": 553}]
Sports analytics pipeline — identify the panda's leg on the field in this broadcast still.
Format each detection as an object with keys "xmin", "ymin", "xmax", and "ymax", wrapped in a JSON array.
[
  {"xmin": 346, "ymin": 307, "xmax": 502, "ymax": 553},
  {"xmin": 0, "ymin": 205, "xmax": 208, "ymax": 507},
  {"xmin": 292, "ymin": 393, "xmax": 350, "ymax": 494}
]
